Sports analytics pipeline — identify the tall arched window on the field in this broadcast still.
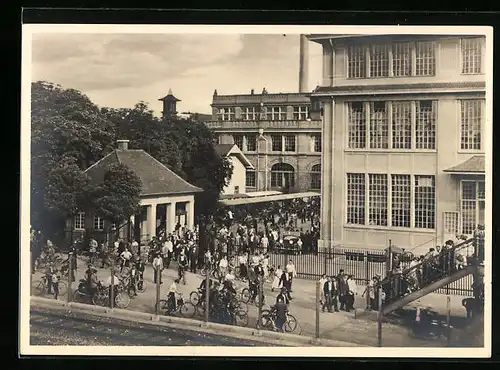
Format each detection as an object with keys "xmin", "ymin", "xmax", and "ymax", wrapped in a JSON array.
[
  {"xmin": 271, "ymin": 163, "xmax": 295, "ymax": 189},
  {"xmin": 310, "ymin": 164, "xmax": 321, "ymax": 190}
]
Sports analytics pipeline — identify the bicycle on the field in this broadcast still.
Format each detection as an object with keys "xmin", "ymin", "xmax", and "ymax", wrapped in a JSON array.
[
  {"xmin": 136, "ymin": 272, "xmax": 147, "ymax": 293},
  {"xmin": 240, "ymin": 285, "xmax": 264, "ymax": 306},
  {"xmin": 200, "ymin": 264, "xmax": 220, "ymax": 280},
  {"xmin": 34, "ymin": 275, "xmax": 68, "ymax": 297},
  {"xmin": 155, "ymin": 293, "xmax": 196, "ymax": 318},
  {"xmin": 91, "ymin": 284, "xmax": 130, "ymax": 308},
  {"xmin": 260, "ymin": 305, "xmax": 298, "ymax": 333}
]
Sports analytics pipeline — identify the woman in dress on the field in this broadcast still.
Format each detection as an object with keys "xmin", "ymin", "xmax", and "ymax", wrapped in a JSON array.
[{"xmin": 272, "ymin": 265, "xmax": 283, "ymax": 292}]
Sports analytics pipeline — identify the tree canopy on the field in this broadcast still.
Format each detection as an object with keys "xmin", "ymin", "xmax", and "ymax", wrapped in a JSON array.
[{"xmin": 31, "ymin": 81, "xmax": 232, "ymax": 243}]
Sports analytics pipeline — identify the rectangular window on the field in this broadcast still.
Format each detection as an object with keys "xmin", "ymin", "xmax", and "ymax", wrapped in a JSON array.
[
  {"xmin": 346, "ymin": 174, "xmax": 365, "ymax": 225},
  {"xmin": 234, "ymin": 186, "xmax": 240, "ymax": 194},
  {"xmin": 348, "ymin": 102, "xmax": 366, "ymax": 149},
  {"xmin": 242, "ymin": 107, "xmax": 257, "ymax": 120},
  {"xmin": 293, "ymin": 106, "xmax": 309, "ymax": 120},
  {"xmin": 370, "ymin": 44, "xmax": 390, "ymax": 77},
  {"xmin": 268, "ymin": 106, "xmax": 286, "ymax": 120},
  {"xmin": 392, "ymin": 43, "xmax": 412, "ymax": 77},
  {"xmin": 415, "ymin": 42, "xmax": 436, "ymax": 76},
  {"xmin": 369, "ymin": 101, "xmax": 388, "ymax": 149},
  {"xmin": 443, "ymin": 212, "xmax": 459, "ymax": 235},
  {"xmin": 461, "ymin": 180, "xmax": 485, "ymax": 235},
  {"xmin": 232, "ymin": 134, "xmax": 244, "ymax": 149},
  {"xmin": 271, "ymin": 135, "xmax": 282, "ymax": 151},
  {"xmin": 391, "ymin": 175, "xmax": 411, "ymax": 227},
  {"xmin": 218, "ymin": 107, "xmax": 235, "ymax": 121},
  {"xmin": 245, "ymin": 170, "xmax": 256, "ymax": 188},
  {"xmin": 461, "ymin": 38, "xmax": 483, "ymax": 74},
  {"xmin": 460, "ymin": 99, "xmax": 483, "ymax": 150},
  {"xmin": 74, "ymin": 212, "xmax": 85, "ymax": 230},
  {"xmin": 414, "ymin": 175, "xmax": 436, "ymax": 229},
  {"xmin": 415, "ymin": 100, "xmax": 436, "ymax": 150},
  {"xmin": 246, "ymin": 135, "xmax": 257, "ymax": 151},
  {"xmin": 392, "ymin": 101, "xmax": 412, "ymax": 149},
  {"xmin": 313, "ymin": 134, "xmax": 322, "ymax": 152},
  {"xmin": 93, "ymin": 216, "xmax": 104, "ymax": 231},
  {"xmin": 284, "ymin": 135, "xmax": 296, "ymax": 152},
  {"xmin": 347, "ymin": 45, "xmax": 366, "ymax": 78},
  {"xmin": 368, "ymin": 174, "xmax": 388, "ymax": 226}
]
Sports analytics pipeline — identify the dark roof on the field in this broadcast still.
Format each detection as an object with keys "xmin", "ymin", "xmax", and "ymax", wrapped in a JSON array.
[
  {"xmin": 85, "ymin": 149, "xmax": 203, "ymax": 196},
  {"xmin": 443, "ymin": 156, "xmax": 485, "ymax": 174},
  {"xmin": 312, "ymin": 81, "xmax": 485, "ymax": 95},
  {"xmin": 159, "ymin": 89, "xmax": 181, "ymax": 102},
  {"xmin": 214, "ymin": 144, "xmax": 235, "ymax": 157}
]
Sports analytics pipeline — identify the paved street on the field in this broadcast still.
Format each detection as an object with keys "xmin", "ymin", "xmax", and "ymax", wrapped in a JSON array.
[
  {"xmin": 30, "ymin": 306, "xmax": 268, "ymax": 346},
  {"xmin": 31, "ymin": 254, "xmax": 469, "ymax": 347}
]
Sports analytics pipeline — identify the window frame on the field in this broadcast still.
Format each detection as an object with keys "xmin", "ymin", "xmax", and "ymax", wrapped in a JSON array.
[
  {"xmin": 232, "ymin": 134, "xmax": 244, "ymax": 150},
  {"xmin": 346, "ymin": 41, "xmax": 436, "ymax": 79},
  {"xmin": 74, "ymin": 212, "xmax": 85, "ymax": 230},
  {"xmin": 346, "ymin": 99, "xmax": 437, "ymax": 152},
  {"xmin": 246, "ymin": 134, "xmax": 257, "ymax": 152},
  {"xmin": 460, "ymin": 37, "xmax": 483, "ymax": 75},
  {"xmin": 242, "ymin": 106, "xmax": 258, "ymax": 121},
  {"xmin": 293, "ymin": 105, "xmax": 309, "ymax": 120},
  {"xmin": 460, "ymin": 179, "xmax": 485, "ymax": 235},
  {"xmin": 218, "ymin": 107, "xmax": 235, "ymax": 121},
  {"xmin": 459, "ymin": 99, "xmax": 484, "ymax": 152},
  {"xmin": 245, "ymin": 170, "xmax": 256, "ymax": 188},
  {"xmin": 93, "ymin": 216, "xmax": 104, "ymax": 231},
  {"xmin": 270, "ymin": 163, "xmax": 295, "ymax": 189},
  {"xmin": 267, "ymin": 106, "xmax": 286, "ymax": 121},
  {"xmin": 310, "ymin": 164, "xmax": 321, "ymax": 190},
  {"xmin": 312, "ymin": 134, "xmax": 322, "ymax": 153}
]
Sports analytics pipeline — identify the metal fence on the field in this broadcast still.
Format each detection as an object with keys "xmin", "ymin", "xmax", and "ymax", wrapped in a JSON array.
[{"xmin": 268, "ymin": 248, "xmax": 473, "ymax": 296}]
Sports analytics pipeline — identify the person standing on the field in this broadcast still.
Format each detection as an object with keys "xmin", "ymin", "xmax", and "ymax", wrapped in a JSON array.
[
  {"xmin": 51, "ymin": 268, "xmax": 61, "ymax": 300},
  {"xmin": 274, "ymin": 300, "xmax": 288, "ymax": 332},
  {"xmin": 338, "ymin": 274, "xmax": 349, "ymax": 312},
  {"xmin": 346, "ymin": 274, "xmax": 358, "ymax": 311},
  {"xmin": 45, "ymin": 262, "xmax": 55, "ymax": 295},
  {"xmin": 135, "ymin": 257, "xmax": 146, "ymax": 291},
  {"xmin": 272, "ymin": 265, "xmax": 283, "ymax": 292},
  {"xmin": 285, "ymin": 260, "xmax": 297, "ymax": 293},
  {"xmin": 189, "ymin": 242, "xmax": 198, "ymax": 273},
  {"xmin": 261, "ymin": 234, "xmax": 269, "ymax": 254},
  {"xmin": 238, "ymin": 253, "xmax": 247, "ymax": 281},
  {"xmin": 322, "ymin": 276, "xmax": 335, "ymax": 313},
  {"xmin": 318, "ymin": 274, "xmax": 327, "ymax": 306},
  {"xmin": 161, "ymin": 239, "xmax": 170, "ymax": 269},
  {"xmin": 152, "ymin": 253, "xmax": 163, "ymax": 285}
]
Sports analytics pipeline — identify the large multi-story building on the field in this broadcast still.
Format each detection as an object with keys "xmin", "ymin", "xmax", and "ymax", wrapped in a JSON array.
[
  {"xmin": 204, "ymin": 89, "xmax": 323, "ymax": 194},
  {"xmin": 308, "ymin": 34, "xmax": 488, "ymax": 254}
]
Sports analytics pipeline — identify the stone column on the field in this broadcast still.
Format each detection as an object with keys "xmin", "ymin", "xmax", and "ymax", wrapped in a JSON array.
[
  {"xmin": 187, "ymin": 201, "xmax": 195, "ymax": 231},
  {"xmin": 147, "ymin": 204, "xmax": 157, "ymax": 240},
  {"xmin": 140, "ymin": 206, "xmax": 148, "ymax": 242},
  {"xmin": 167, "ymin": 202, "xmax": 177, "ymax": 234}
]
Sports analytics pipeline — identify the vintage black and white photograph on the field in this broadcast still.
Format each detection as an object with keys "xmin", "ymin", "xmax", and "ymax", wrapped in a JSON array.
[{"xmin": 20, "ymin": 25, "xmax": 491, "ymax": 357}]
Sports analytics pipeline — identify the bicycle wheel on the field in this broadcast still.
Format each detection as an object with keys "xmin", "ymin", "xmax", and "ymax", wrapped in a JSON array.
[
  {"xmin": 201, "ymin": 268, "xmax": 207, "ymax": 277},
  {"xmin": 57, "ymin": 281, "xmax": 68, "ymax": 296},
  {"xmin": 260, "ymin": 309, "xmax": 273, "ymax": 329},
  {"xmin": 189, "ymin": 291, "xmax": 200, "ymax": 305},
  {"xmin": 155, "ymin": 299, "xmax": 169, "ymax": 315},
  {"xmin": 234, "ymin": 310, "xmax": 249, "ymax": 327},
  {"xmin": 180, "ymin": 302, "xmax": 196, "ymax": 318},
  {"xmin": 92, "ymin": 291, "xmax": 107, "ymax": 306},
  {"xmin": 240, "ymin": 288, "xmax": 250, "ymax": 303},
  {"xmin": 137, "ymin": 280, "xmax": 147, "ymax": 293},
  {"xmin": 34, "ymin": 280, "xmax": 46, "ymax": 296},
  {"xmin": 115, "ymin": 291, "xmax": 131, "ymax": 308},
  {"xmin": 285, "ymin": 314, "xmax": 298, "ymax": 333}
]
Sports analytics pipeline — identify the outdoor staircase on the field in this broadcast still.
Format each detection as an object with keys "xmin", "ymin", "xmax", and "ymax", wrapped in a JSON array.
[
  {"xmin": 381, "ymin": 265, "xmax": 475, "ymax": 316},
  {"xmin": 379, "ymin": 236, "xmax": 482, "ymax": 317}
]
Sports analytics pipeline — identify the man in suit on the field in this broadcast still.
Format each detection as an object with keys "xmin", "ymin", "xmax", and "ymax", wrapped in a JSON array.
[
  {"xmin": 338, "ymin": 273, "xmax": 350, "ymax": 312},
  {"xmin": 322, "ymin": 276, "xmax": 337, "ymax": 313}
]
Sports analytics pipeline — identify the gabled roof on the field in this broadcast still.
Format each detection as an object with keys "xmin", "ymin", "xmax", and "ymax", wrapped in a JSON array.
[
  {"xmin": 85, "ymin": 149, "xmax": 203, "ymax": 196},
  {"xmin": 159, "ymin": 88, "xmax": 181, "ymax": 102},
  {"xmin": 443, "ymin": 155, "xmax": 485, "ymax": 174},
  {"xmin": 214, "ymin": 144, "xmax": 255, "ymax": 169}
]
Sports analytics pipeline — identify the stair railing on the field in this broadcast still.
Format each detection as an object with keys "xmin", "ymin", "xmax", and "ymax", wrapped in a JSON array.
[{"xmin": 376, "ymin": 237, "xmax": 476, "ymax": 307}]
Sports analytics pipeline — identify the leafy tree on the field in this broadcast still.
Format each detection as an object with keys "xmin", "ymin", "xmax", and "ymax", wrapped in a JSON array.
[
  {"xmin": 31, "ymin": 81, "xmax": 115, "ymax": 238},
  {"xmin": 90, "ymin": 163, "xmax": 142, "ymax": 236}
]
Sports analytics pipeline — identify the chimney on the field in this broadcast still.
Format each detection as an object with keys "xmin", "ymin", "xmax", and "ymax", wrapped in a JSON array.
[
  {"xmin": 116, "ymin": 139, "xmax": 129, "ymax": 150},
  {"xmin": 251, "ymin": 89, "xmax": 254, "ymax": 95},
  {"xmin": 299, "ymin": 34, "xmax": 309, "ymax": 93}
]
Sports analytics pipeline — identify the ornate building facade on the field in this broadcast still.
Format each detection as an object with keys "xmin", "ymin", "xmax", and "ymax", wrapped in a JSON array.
[{"xmin": 204, "ymin": 89, "xmax": 323, "ymax": 194}]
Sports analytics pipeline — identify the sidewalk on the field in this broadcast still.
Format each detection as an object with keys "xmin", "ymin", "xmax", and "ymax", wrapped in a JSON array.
[{"xmin": 31, "ymin": 255, "xmax": 468, "ymax": 347}]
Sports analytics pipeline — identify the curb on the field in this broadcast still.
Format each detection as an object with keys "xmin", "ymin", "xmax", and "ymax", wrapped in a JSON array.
[{"xmin": 30, "ymin": 296, "xmax": 367, "ymax": 347}]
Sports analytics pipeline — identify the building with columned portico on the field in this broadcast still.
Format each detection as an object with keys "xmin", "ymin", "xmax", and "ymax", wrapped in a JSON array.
[
  {"xmin": 308, "ymin": 33, "xmax": 487, "ymax": 255},
  {"xmin": 67, "ymin": 139, "xmax": 203, "ymax": 244}
]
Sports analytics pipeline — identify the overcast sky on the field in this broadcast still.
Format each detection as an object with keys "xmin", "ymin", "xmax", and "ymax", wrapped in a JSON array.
[{"xmin": 31, "ymin": 33, "xmax": 323, "ymax": 116}]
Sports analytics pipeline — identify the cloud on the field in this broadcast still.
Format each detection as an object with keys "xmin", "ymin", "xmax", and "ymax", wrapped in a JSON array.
[
  {"xmin": 32, "ymin": 33, "xmax": 244, "ymax": 91},
  {"xmin": 31, "ymin": 32, "xmax": 323, "ymax": 115}
]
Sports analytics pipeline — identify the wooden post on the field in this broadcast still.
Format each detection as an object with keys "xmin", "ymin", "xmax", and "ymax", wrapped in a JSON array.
[
  {"xmin": 67, "ymin": 252, "xmax": 73, "ymax": 303},
  {"xmin": 377, "ymin": 286, "xmax": 383, "ymax": 347},
  {"xmin": 155, "ymin": 264, "xmax": 161, "ymax": 316},
  {"xmin": 316, "ymin": 280, "xmax": 321, "ymax": 339},
  {"xmin": 110, "ymin": 261, "xmax": 115, "ymax": 309},
  {"xmin": 365, "ymin": 250, "xmax": 369, "ymax": 285},
  {"xmin": 205, "ymin": 264, "xmax": 210, "ymax": 323},
  {"xmin": 446, "ymin": 295, "xmax": 451, "ymax": 346},
  {"xmin": 258, "ymin": 278, "xmax": 264, "ymax": 329}
]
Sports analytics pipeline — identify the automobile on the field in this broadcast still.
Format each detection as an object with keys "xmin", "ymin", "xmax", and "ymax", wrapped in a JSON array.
[{"xmin": 275, "ymin": 233, "xmax": 302, "ymax": 255}]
